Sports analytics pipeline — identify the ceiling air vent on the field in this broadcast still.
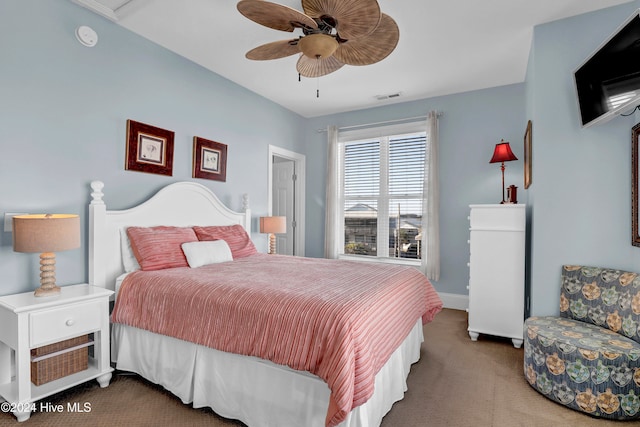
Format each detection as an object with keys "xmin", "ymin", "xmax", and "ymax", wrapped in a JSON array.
[{"xmin": 375, "ymin": 92, "xmax": 402, "ymax": 101}]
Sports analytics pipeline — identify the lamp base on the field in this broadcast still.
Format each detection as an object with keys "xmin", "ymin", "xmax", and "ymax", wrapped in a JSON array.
[
  {"xmin": 269, "ymin": 233, "xmax": 277, "ymax": 255},
  {"xmin": 35, "ymin": 252, "xmax": 61, "ymax": 297},
  {"xmin": 34, "ymin": 285, "xmax": 61, "ymax": 297}
]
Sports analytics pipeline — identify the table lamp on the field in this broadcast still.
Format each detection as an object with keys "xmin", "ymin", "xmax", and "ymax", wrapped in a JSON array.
[
  {"xmin": 489, "ymin": 140, "xmax": 518, "ymax": 204},
  {"xmin": 259, "ymin": 216, "xmax": 286, "ymax": 254},
  {"xmin": 13, "ymin": 214, "xmax": 80, "ymax": 297}
]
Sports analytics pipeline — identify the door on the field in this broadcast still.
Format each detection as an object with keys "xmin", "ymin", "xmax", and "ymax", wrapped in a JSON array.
[
  {"xmin": 272, "ymin": 158, "xmax": 295, "ymax": 255},
  {"xmin": 268, "ymin": 145, "xmax": 306, "ymax": 256}
]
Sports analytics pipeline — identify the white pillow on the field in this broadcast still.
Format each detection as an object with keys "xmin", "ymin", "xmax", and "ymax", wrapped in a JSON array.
[
  {"xmin": 120, "ymin": 228, "xmax": 140, "ymax": 272},
  {"xmin": 181, "ymin": 240, "xmax": 233, "ymax": 268}
]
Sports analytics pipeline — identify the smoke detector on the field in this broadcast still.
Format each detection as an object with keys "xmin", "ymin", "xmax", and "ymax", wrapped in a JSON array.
[{"xmin": 76, "ymin": 26, "xmax": 98, "ymax": 47}]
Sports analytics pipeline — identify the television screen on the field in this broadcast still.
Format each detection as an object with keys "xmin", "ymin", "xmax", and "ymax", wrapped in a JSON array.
[{"xmin": 574, "ymin": 9, "xmax": 640, "ymax": 127}]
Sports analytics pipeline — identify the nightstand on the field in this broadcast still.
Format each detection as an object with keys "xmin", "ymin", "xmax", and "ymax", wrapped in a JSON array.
[{"xmin": 0, "ymin": 284, "xmax": 113, "ymax": 422}]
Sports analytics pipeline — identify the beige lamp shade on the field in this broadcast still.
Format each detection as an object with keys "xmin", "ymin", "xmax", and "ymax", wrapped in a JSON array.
[
  {"xmin": 259, "ymin": 216, "xmax": 286, "ymax": 234},
  {"xmin": 13, "ymin": 214, "xmax": 80, "ymax": 253},
  {"xmin": 13, "ymin": 214, "xmax": 80, "ymax": 297}
]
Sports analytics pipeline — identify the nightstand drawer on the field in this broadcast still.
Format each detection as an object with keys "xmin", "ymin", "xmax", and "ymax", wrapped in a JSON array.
[{"xmin": 29, "ymin": 300, "xmax": 102, "ymax": 348}]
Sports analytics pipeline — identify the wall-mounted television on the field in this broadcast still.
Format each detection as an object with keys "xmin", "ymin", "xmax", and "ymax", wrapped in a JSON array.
[{"xmin": 574, "ymin": 9, "xmax": 640, "ymax": 128}]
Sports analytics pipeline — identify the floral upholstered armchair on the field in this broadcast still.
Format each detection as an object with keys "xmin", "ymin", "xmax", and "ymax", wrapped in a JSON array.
[{"xmin": 524, "ymin": 265, "xmax": 640, "ymax": 420}]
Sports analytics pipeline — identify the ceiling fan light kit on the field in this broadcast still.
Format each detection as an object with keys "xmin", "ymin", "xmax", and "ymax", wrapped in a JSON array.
[
  {"xmin": 298, "ymin": 34, "xmax": 338, "ymax": 59},
  {"xmin": 237, "ymin": 0, "xmax": 399, "ymax": 80}
]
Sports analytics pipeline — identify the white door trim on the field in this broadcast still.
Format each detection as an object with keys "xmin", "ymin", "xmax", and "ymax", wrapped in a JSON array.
[{"xmin": 268, "ymin": 145, "xmax": 306, "ymax": 256}]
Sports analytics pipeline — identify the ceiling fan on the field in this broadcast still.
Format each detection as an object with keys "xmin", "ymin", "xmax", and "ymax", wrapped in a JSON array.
[{"xmin": 237, "ymin": 0, "xmax": 399, "ymax": 79}]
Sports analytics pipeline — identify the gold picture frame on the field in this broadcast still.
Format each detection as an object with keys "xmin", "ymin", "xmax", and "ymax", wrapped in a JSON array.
[
  {"xmin": 632, "ymin": 122, "xmax": 639, "ymax": 247},
  {"xmin": 524, "ymin": 120, "xmax": 532, "ymax": 189}
]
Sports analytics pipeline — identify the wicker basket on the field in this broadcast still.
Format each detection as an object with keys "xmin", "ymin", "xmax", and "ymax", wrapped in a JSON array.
[{"xmin": 30, "ymin": 335, "xmax": 89, "ymax": 386}]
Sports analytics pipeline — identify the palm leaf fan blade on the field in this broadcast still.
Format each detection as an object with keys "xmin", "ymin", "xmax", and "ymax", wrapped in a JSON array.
[
  {"xmin": 246, "ymin": 40, "xmax": 300, "ymax": 60},
  {"xmin": 237, "ymin": 0, "xmax": 317, "ymax": 32},
  {"xmin": 301, "ymin": 0, "xmax": 381, "ymax": 40},
  {"xmin": 296, "ymin": 54, "xmax": 344, "ymax": 78},
  {"xmin": 333, "ymin": 14, "xmax": 399, "ymax": 66}
]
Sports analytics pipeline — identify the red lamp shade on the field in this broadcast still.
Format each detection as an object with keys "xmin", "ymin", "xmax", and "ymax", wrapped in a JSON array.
[{"xmin": 489, "ymin": 140, "xmax": 518, "ymax": 163}]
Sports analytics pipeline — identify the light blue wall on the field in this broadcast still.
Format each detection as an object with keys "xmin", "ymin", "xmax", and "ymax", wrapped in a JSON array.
[
  {"xmin": 0, "ymin": 0, "xmax": 307, "ymax": 295},
  {"xmin": 3, "ymin": 0, "xmax": 639, "ymax": 305},
  {"xmin": 302, "ymin": 0, "xmax": 640, "ymax": 306},
  {"xmin": 303, "ymin": 84, "xmax": 527, "ymax": 297},
  {"xmin": 526, "ymin": 1, "xmax": 640, "ymax": 315}
]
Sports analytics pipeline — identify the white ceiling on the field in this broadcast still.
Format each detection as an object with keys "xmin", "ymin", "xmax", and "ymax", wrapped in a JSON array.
[{"xmin": 73, "ymin": 0, "xmax": 632, "ymax": 118}]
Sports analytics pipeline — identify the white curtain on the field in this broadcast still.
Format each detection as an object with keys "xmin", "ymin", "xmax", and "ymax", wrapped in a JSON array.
[
  {"xmin": 421, "ymin": 111, "xmax": 440, "ymax": 281},
  {"xmin": 324, "ymin": 125, "xmax": 340, "ymax": 259}
]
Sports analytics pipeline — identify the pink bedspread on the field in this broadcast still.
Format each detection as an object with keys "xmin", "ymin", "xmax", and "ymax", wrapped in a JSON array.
[{"xmin": 111, "ymin": 254, "xmax": 442, "ymax": 426}]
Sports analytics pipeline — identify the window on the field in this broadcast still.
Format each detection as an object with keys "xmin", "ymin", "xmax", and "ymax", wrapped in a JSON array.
[{"xmin": 339, "ymin": 123, "xmax": 427, "ymax": 262}]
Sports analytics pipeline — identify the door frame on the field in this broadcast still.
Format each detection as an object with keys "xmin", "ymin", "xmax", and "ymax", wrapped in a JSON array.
[{"xmin": 268, "ymin": 145, "xmax": 306, "ymax": 256}]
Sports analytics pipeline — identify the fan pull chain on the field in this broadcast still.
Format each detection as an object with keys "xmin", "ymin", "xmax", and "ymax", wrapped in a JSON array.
[{"xmin": 295, "ymin": 73, "xmax": 321, "ymax": 98}]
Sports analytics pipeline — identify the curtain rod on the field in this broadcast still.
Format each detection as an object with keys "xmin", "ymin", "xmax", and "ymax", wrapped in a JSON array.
[{"xmin": 316, "ymin": 112, "xmax": 442, "ymax": 133}]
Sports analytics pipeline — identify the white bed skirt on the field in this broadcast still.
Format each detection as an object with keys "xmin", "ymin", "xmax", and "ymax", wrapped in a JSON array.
[{"xmin": 111, "ymin": 319, "xmax": 424, "ymax": 427}]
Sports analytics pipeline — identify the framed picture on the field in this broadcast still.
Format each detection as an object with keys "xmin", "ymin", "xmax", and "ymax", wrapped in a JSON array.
[
  {"xmin": 193, "ymin": 136, "xmax": 227, "ymax": 182},
  {"xmin": 125, "ymin": 120, "xmax": 174, "ymax": 176},
  {"xmin": 524, "ymin": 120, "xmax": 532, "ymax": 189},
  {"xmin": 632, "ymin": 122, "xmax": 640, "ymax": 247}
]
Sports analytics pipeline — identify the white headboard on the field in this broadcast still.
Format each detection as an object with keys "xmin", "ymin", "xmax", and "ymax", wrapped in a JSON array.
[{"xmin": 88, "ymin": 180, "xmax": 251, "ymax": 292}]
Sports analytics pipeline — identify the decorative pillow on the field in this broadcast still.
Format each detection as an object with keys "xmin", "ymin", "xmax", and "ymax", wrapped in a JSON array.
[
  {"xmin": 193, "ymin": 224, "xmax": 257, "ymax": 259},
  {"xmin": 126, "ymin": 226, "xmax": 198, "ymax": 271},
  {"xmin": 181, "ymin": 240, "xmax": 233, "ymax": 268},
  {"xmin": 120, "ymin": 228, "xmax": 140, "ymax": 272}
]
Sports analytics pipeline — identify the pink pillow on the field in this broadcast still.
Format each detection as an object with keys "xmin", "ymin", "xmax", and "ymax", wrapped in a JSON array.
[
  {"xmin": 127, "ymin": 226, "xmax": 198, "ymax": 271},
  {"xmin": 193, "ymin": 225, "xmax": 257, "ymax": 259}
]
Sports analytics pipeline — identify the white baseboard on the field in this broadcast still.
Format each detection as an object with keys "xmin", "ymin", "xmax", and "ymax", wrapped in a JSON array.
[{"xmin": 438, "ymin": 292, "xmax": 468, "ymax": 311}]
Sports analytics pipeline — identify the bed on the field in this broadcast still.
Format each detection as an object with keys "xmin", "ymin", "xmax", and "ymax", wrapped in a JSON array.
[{"xmin": 88, "ymin": 180, "xmax": 442, "ymax": 427}]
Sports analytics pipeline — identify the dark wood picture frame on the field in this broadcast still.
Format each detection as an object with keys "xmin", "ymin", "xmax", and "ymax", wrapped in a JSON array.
[
  {"xmin": 632, "ymin": 122, "xmax": 640, "ymax": 247},
  {"xmin": 192, "ymin": 136, "xmax": 227, "ymax": 182},
  {"xmin": 524, "ymin": 120, "xmax": 532, "ymax": 189},
  {"xmin": 125, "ymin": 120, "xmax": 174, "ymax": 176}
]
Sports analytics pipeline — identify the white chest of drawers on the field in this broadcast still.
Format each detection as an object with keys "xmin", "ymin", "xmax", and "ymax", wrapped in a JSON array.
[
  {"xmin": 467, "ymin": 204, "xmax": 526, "ymax": 348},
  {"xmin": 0, "ymin": 284, "xmax": 113, "ymax": 422}
]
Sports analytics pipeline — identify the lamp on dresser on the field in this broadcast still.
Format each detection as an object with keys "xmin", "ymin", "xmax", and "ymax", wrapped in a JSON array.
[
  {"xmin": 259, "ymin": 216, "xmax": 286, "ymax": 254},
  {"xmin": 12, "ymin": 213, "xmax": 80, "ymax": 296},
  {"xmin": 489, "ymin": 140, "xmax": 518, "ymax": 204}
]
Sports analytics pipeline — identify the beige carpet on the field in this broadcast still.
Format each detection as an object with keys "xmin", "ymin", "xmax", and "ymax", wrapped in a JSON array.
[{"xmin": 0, "ymin": 309, "xmax": 626, "ymax": 426}]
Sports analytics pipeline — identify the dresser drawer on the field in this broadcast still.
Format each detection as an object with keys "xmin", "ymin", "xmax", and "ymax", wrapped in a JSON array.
[
  {"xmin": 30, "ymin": 300, "xmax": 102, "ymax": 348},
  {"xmin": 469, "ymin": 205, "xmax": 525, "ymax": 230}
]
